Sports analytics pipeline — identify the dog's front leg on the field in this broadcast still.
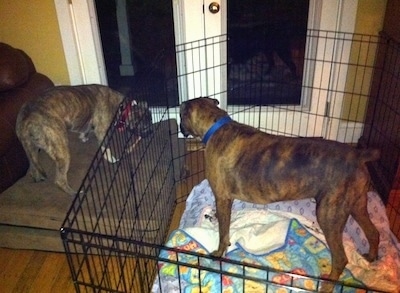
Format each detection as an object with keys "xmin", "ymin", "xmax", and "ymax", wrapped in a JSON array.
[{"xmin": 211, "ymin": 197, "xmax": 233, "ymax": 257}]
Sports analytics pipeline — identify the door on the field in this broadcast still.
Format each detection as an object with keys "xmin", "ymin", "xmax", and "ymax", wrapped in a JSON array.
[
  {"xmin": 173, "ymin": 0, "xmax": 228, "ymax": 108},
  {"xmin": 54, "ymin": 0, "xmax": 359, "ymax": 140},
  {"xmin": 173, "ymin": 0, "xmax": 360, "ymax": 139},
  {"xmin": 174, "ymin": 0, "xmax": 317, "ymax": 136},
  {"xmin": 94, "ymin": 0, "xmax": 179, "ymax": 107},
  {"xmin": 227, "ymin": 0, "xmax": 308, "ymax": 106}
]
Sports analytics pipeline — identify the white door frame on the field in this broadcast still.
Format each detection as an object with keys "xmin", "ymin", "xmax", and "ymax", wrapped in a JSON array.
[
  {"xmin": 54, "ymin": 0, "xmax": 107, "ymax": 85},
  {"xmin": 173, "ymin": 0, "xmax": 227, "ymax": 108},
  {"xmin": 54, "ymin": 0, "xmax": 359, "ymax": 141}
]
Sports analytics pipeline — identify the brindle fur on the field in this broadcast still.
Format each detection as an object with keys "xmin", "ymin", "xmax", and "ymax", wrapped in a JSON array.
[
  {"xmin": 180, "ymin": 97, "xmax": 380, "ymax": 292},
  {"xmin": 16, "ymin": 84, "xmax": 152, "ymax": 195}
]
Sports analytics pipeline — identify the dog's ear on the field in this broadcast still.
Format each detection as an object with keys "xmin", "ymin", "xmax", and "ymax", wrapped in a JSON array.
[
  {"xmin": 180, "ymin": 100, "xmax": 189, "ymax": 115},
  {"xmin": 204, "ymin": 97, "xmax": 219, "ymax": 106}
]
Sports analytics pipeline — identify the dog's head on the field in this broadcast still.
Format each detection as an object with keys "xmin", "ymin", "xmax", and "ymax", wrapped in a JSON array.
[
  {"xmin": 117, "ymin": 100, "xmax": 153, "ymax": 138},
  {"xmin": 180, "ymin": 97, "xmax": 227, "ymax": 139}
]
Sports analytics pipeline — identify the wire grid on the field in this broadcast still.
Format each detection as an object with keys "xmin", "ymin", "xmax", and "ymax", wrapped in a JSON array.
[
  {"xmin": 61, "ymin": 88, "xmax": 178, "ymax": 292},
  {"xmin": 363, "ymin": 32, "xmax": 400, "ymax": 238},
  {"xmin": 61, "ymin": 30, "xmax": 395, "ymax": 293},
  {"xmin": 176, "ymin": 30, "xmax": 381, "ymax": 142}
]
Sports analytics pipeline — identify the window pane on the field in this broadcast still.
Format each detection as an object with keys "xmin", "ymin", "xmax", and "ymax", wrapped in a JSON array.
[{"xmin": 227, "ymin": 0, "xmax": 309, "ymax": 105}]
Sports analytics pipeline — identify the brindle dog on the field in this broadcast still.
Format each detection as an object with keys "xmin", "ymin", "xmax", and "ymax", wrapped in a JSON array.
[
  {"xmin": 16, "ymin": 84, "xmax": 152, "ymax": 195},
  {"xmin": 180, "ymin": 97, "xmax": 380, "ymax": 292}
]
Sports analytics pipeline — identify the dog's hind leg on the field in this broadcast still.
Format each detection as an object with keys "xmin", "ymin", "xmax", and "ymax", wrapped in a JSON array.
[
  {"xmin": 44, "ymin": 130, "xmax": 76, "ymax": 195},
  {"xmin": 350, "ymin": 189, "xmax": 379, "ymax": 262},
  {"xmin": 52, "ymin": 150, "xmax": 76, "ymax": 195},
  {"xmin": 316, "ymin": 193, "xmax": 349, "ymax": 292},
  {"xmin": 21, "ymin": 138, "xmax": 47, "ymax": 182},
  {"xmin": 53, "ymin": 152, "xmax": 75, "ymax": 195},
  {"xmin": 17, "ymin": 126, "xmax": 47, "ymax": 182}
]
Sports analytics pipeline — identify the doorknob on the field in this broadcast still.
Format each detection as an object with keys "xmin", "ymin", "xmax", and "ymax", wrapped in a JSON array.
[{"xmin": 209, "ymin": 2, "xmax": 220, "ymax": 14}]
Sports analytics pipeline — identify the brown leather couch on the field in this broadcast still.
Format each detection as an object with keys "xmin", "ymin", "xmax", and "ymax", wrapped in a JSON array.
[{"xmin": 0, "ymin": 43, "xmax": 54, "ymax": 193}]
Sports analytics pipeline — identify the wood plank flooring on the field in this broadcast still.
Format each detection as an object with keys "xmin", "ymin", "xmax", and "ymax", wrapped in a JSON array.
[{"xmin": 0, "ymin": 248, "xmax": 75, "ymax": 292}]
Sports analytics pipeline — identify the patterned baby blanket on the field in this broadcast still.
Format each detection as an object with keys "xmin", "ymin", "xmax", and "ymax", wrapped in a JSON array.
[
  {"xmin": 156, "ymin": 219, "xmax": 363, "ymax": 292},
  {"xmin": 152, "ymin": 180, "xmax": 400, "ymax": 293}
]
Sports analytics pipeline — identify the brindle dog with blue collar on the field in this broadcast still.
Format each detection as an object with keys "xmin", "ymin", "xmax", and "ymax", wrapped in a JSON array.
[
  {"xmin": 16, "ymin": 84, "xmax": 152, "ymax": 195},
  {"xmin": 180, "ymin": 97, "xmax": 380, "ymax": 292}
]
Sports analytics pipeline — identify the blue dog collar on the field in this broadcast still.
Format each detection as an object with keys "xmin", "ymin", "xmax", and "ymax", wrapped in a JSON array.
[{"xmin": 202, "ymin": 116, "xmax": 232, "ymax": 144}]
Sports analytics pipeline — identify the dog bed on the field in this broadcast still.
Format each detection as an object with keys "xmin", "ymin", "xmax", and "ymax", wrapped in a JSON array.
[
  {"xmin": 152, "ymin": 179, "xmax": 400, "ymax": 292},
  {"xmin": 0, "ymin": 119, "xmax": 182, "ymax": 251}
]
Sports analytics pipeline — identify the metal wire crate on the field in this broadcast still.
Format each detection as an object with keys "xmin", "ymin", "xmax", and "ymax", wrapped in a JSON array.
[{"xmin": 61, "ymin": 30, "xmax": 397, "ymax": 293}]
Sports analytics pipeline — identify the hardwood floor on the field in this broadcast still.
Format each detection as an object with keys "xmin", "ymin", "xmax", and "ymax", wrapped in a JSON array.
[
  {"xmin": 0, "ymin": 248, "xmax": 75, "ymax": 292},
  {"xmin": 0, "ymin": 150, "xmax": 205, "ymax": 293}
]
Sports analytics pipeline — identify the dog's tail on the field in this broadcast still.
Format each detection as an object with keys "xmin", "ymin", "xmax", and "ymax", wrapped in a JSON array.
[{"xmin": 359, "ymin": 148, "xmax": 380, "ymax": 163}]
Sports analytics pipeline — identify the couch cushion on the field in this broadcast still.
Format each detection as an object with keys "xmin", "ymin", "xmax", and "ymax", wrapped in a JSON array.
[
  {"xmin": 0, "ymin": 137, "xmax": 29, "ymax": 192},
  {"xmin": 0, "ymin": 43, "xmax": 34, "ymax": 92}
]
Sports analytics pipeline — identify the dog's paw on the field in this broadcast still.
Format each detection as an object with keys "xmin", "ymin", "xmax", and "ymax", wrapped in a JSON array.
[
  {"xmin": 79, "ymin": 132, "xmax": 89, "ymax": 142},
  {"xmin": 362, "ymin": 253, "xmax": 378, "ymax": 263},
  {"xmin": 211, "ymin": 241, "xmax": 231, "ymax": 258},
  {"xmin": 30, "ymin": 170, "xmax": 47, "ymax": 182},
  {"xmin": 211, "ymin": 247, "xmax": 229, "ymax": 258},
  {"xmin": 101, "ymin": 146, "xmax": 119, "ymax": 163},
  {"xmin": 319, "ymin": 281, "xmax": 335, "ymax": 293},
  {"xmin": 56, "ymin": 182, "xmax": 77, "ymax": 196},
  {"xmin": 211, "ymin": 250, "xmax": 223, "ymax": 258}
]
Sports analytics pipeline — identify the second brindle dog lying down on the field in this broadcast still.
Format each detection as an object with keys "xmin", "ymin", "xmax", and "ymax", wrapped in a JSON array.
[
  {"xmin": 179, "ymin": 97, "xmax": 380, "ymax": 292},
  {"xmin": 16, "ymin": 84, "xmax": 152, "ymax": 195}
]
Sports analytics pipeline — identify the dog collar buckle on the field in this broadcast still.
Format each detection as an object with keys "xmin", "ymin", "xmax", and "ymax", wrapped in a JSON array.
[{"xmin": 202, "ymin": 116, "xmax": 232, "ymax": 144}]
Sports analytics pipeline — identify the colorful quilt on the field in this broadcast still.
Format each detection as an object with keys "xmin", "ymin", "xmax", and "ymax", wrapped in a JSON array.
[
  {"xmin": 156, "ymin": 219, "xmax": 363, "ymax": 293},
  {"xmin": 152, "ymin": 179, "xmax": 400, "ymax": 293}
]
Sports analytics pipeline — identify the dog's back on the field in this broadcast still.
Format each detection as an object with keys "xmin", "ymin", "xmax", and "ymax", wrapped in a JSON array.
[
  {"xmin": 207, "ymin": 122, "xmax": 379, "ymax": 204},
  {"xmin": 17, "ymin": 85, "xmax": 124, "ymax": 135}
]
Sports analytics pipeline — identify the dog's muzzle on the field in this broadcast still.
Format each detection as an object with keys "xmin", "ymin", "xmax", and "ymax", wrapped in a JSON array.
[
  {"xmin": 116, "ymin": 102, "xmax": 133, "ymax": 131},
  {"xmin": 116, "ymin": 100, "xmax": 153, "ymax": 138},
  {"xmin": 180, "ymin": 123, "xmax": 190, "ymax": 138}
]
